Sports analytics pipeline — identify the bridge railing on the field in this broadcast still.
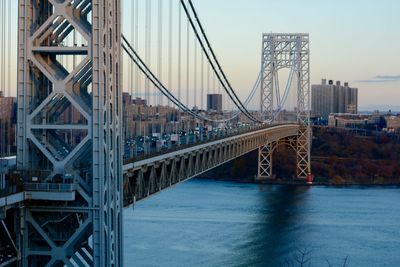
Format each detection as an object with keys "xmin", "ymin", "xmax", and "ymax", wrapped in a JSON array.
[
  {"xmin": 123, "ymin": 123, "xmax": 297, "ymax": 165},
  {"xmin": 0, "ymin": 184, "xmax": 23, "ymax": 199},
  {"xmin": 1, "ymin": 181, "xmax": 76, "ymax": 199},
  {"xmin": 124, "ymin": 124, "xmax": 262, "ymax": 164},
  {"xmin": 1, "ymin": 168, "xmax": 76, "ymax": 198},
  {"xmin": 24, "ymin": 183, "xmax": 75, "ymax": 192}
]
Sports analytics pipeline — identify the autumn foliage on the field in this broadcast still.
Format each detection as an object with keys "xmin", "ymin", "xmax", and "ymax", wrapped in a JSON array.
[{"xmin": 203, "ymin": 127, "xmax": 400, "ymax": 184}]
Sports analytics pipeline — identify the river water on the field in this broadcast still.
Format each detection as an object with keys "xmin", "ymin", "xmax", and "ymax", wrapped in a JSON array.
[{"xmin": 123, "ymin": 179, "xmax": 400, "ymax": 267}]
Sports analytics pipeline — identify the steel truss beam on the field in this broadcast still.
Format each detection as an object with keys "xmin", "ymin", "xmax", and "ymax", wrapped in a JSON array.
[
  {"xmin": 123, "ymin": 125, "xmax": 300, "ymax": 205},
  {"xmin": 17, "ymin": 0, "xmax": 122, "ymax": 266},
  {"xmin": 259, "ymin": 33, "xmax": 311, "ymax": 179}
]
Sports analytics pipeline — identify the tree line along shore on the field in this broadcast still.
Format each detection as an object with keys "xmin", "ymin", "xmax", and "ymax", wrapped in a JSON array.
[{"xmin": 201, "ymin": 127, "xmax": 400, "ymax": 185}]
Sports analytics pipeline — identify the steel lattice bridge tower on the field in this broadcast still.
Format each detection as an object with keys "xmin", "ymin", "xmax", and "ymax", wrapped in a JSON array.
[
  {"xmin": 17, "ymin": 0, "xmax": 122, "ymax": 265},
  {"xmin": 258, "ymin": 33, "xmax": 311, "ymax": 180},
  {"xmin": 0, "ymin": 1, "xmax": 312, "ymax": 266}
]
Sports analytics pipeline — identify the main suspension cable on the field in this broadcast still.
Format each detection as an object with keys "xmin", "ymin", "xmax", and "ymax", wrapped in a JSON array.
[
  {"xmin": 122, "ymin": 35, "xmax": 260, "ymax": 123},
  {"xmin": 180, "ymin": 0, "xmax": 262, "ymax": 123}
]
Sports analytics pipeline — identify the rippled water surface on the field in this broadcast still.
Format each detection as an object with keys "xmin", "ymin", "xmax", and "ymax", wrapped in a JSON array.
[{"xmin": 124, "ymin": 179, "xmax": 400, "ymax": 267}]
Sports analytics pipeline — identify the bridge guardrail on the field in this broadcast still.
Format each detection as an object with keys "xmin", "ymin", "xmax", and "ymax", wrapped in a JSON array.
[
  {"xmin": 123, "ymin": 123, "xmax": 297, "ymax": 164},
  {"xmin": 0, "ymin": 185, "xmax": 24, "ymax": 199},
  {"xmin": 24, "ymin": 183, "xmax": 75, "ymax": 192}
]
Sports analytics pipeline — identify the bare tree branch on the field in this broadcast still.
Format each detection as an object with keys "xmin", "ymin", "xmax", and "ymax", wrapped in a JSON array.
[
  {"xmin": 294, "ymin": 248, "xmax": 312, "ymax": 267},
  {"xmin": 325, "ymin": 258, "xmax": 333, "ymax": 267},
  {"xmin": 284, "ymin": 248, "xmax": 348, "ymax": 267},
  {"xmin": 342, "ymin": 256, "xmax": 349, "ymax": 267}
]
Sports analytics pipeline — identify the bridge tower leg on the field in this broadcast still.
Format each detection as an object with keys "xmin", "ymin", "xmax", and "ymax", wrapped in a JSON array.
[
  {"xmin": 295, "ymin": 35, "xmax": 311, "ymax": 180},
  {"xmin": 259, "ymin": 35, "xmax": 275, "ymax": 123},
  {"xmin": 259, "ymin": 34, "xmax": 311, "ymax": 180},
  {"xmin": 257, "ymin": 141, "xmax": 276, "ymax": 181},
  {"xmin": 17, "ymin": 0, "xmax": 123, "ymax": 266}
]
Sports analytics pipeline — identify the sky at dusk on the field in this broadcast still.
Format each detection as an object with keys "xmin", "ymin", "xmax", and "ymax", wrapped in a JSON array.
[
  {"xmin": 190, "ymin": 0, "xmax": 400, "ymax": 110},
  {"xmin": 2, "ymin": 0, "xmax": 400, "ymax": 111}
]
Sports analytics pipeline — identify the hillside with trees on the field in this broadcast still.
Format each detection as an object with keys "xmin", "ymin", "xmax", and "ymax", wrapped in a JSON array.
[
  {"xmin": 202, "ymin": 127, "xmax": 400, "ymax": 185},
  {"xmin": 311, "ymin": 127, "xmax": 400, "ymax": 184}
]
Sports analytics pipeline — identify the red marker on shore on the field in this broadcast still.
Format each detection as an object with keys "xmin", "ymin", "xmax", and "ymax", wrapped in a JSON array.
[{"xmin": 307, "ymin": 173, "xmax": 313, "ymax": 185}]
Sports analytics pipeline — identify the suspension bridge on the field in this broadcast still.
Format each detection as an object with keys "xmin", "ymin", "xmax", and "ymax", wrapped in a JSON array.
[{"xmin": 0, "ymin": 0, "xmax": 310, "ymax": 266}]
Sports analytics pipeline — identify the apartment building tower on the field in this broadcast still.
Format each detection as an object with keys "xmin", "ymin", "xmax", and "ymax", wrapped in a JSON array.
[{"xmin": 312, "ymin": 79, "xmax": 358, "ymax": 118}]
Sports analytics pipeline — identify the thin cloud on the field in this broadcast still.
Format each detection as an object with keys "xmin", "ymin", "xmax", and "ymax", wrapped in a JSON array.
[
  {"xmin": 355, "ymin": 75, "xmax": 400, "ymax": 83},
  {"xmin": 375, "ymin": 75, "xmax": 400, "ymax": 80}
]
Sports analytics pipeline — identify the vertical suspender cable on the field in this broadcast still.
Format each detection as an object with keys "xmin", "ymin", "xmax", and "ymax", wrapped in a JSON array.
[
  {"xmin": 135, "ymin": 0, "xmax": 140, "ymax": 99},
  {"xmin": 177, "ymin": 1, "xmax": 182, "ymax": 134},
  {"xmin": 178, "ymin": 2, "xmax": 182, "ymax": 104},
  {"xmin": 2, "ymin": 0, "xmax": 3, "ymax": 96},
  {"xmin": 157, "ymin": 0, "xmax": 163, "ymax": 106},
  {"xmin": 1, "ymin": 1, "xmax": 7, "ymax": 96},
  {"xmin": 207, "ymin": 59, "xmax": 210, "ymax": 99},
  {"xmin": 0, "ymin": 0, "xmax": 2, "ymax": 157},
  {"xmin": 7, "ymin": 0, "xmax": 11, "ymax": 97},
  {"xmin": 201, "ymin": 52, "xmax": 204, "ymax": 110},
  {"xmin": 145, "ymin": 0, "xmax": 151, "ymax": 105},
  {"xmin": 134, "ymin": 0, "xmax": 141, "ymax": 146},
  {"xmin": 167, "ymin": 0, "xmax": 173, "ymax": 107},
  {"xmin": 193, "ymin": 35, "xmax": 197, "ymax": 110},
  {"xmin": 201, "ymin": 48, "xmax": 205, "ymax": 138},
  {"xmin": 185, "ymin": 17, "xmax": 190, "ymax": 108},
  {"xmin": 218, "ymin": 76, "xmax": 222, "ymax": 118},
  {"xmin": 8, "ymin": 0, "xmax": 11, "ymax": 153},
  {"xmin": 1, "ymin": 0, "xmax": 4, "ymax": 97},
  {"xmin": 144, "ymin": 0, "xmax": 151, "ymax": 149},
  {"xmin": 275, "ymin": 71, "xmax": 280, "ymax": 107},
  {"xmin": 130, "ymin": 0, "xmax": 134, "ymax": 98},
  {"xmin": 225, "ymin": 83, "xmax": 229, "ymax": 111},
  {"xmin": 212, "ymin": 69, "xmax": 216, "ymax": 127},
  {"xmin": 185, "ymin": 15, "xmax": 191, "ymax": 134},
  {"xmin": 158, "ymin": 0, "xmax": 163, "ymax": 136},
  {"xmin": 1, "ymin": 0, "xmax": 4, "ymax": 156}
]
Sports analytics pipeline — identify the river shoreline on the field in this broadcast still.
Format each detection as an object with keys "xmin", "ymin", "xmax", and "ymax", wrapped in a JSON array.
[
  {"xmin": 198, "ymin": 176, "xmax": 400, "ymax": 187},
  {"xmin": 201, "ymin": 128, "xmax": 400, "ymax": 185}
]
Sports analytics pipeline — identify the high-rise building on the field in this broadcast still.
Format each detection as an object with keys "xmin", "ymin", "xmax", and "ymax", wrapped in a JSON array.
[
  {"xmin": 312, "ymin": 79, "xmax": 358, "ymax": 118},
  {"xmin": 207, "ymin": 94, "xmax": 222, "ymax": 112}
]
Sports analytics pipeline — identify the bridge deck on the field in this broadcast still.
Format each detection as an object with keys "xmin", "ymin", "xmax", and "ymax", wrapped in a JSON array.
[
  {"xmin": 123, "ymin": 124, "xmax": 298, "ymax": 170},
  {"xmin": 123, "ymin": 124, "xmax": 300, "ymax": 206}
]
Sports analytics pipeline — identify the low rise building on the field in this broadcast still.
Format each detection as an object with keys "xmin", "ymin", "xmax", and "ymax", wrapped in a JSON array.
[
  {"xmin": 384, "ymin": 115, "xmax": 400, "ymax": 132},
  {"xmin": 328, "ymin": 111, "xmax": 382, "ymax": 129}
]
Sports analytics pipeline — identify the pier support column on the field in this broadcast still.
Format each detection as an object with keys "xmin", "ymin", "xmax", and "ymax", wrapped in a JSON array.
[
  {"xmin": 257, "ymin": 141, "xmax": 276, "ymax": 181},
  {"xmin": 296, "ymin": 126, "xmax": 311, "ymax": 180}
]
